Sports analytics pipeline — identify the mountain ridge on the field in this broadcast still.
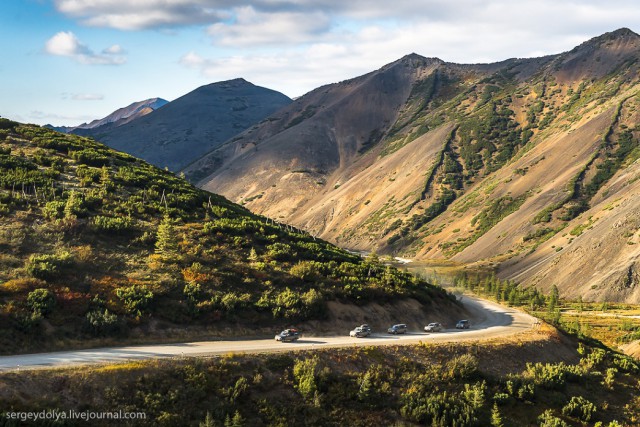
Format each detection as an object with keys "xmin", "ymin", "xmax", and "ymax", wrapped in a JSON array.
[
  {"xmin": 184, "ymin": 28, "xmax": 640, "ymax": 303},
  {"xmin": 95, "ymin": 78, "xmax": 292, "ymax": 171}
]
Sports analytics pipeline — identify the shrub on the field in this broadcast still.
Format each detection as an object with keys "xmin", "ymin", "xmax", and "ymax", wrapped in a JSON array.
[
  {"xmin": 42, "ymin": 200, "xmax": 65, "ymax": 220},
  {"xmin": 26, "ymin": 251, "xmax": 73, "ymax": 280},
  {"xmin": 84, "ymin": 309, "xmax": 124, "ymax": 336},
  {"xmin": 293, "ymin": 356, "xmax": 319, "ymax": 401},
  {"xmin": 92, "ymin": 215, "xmax": 134, "ymax": 233},
  {"xmin": 116, "ymin": 285, "xmax": 154, "ymax": 315},
  {"xmin": 27, "ymin": 288, "xmax": 56, "ymax": 315},
  {"xmin": 538, "ymin": 410, "xmax": 569, "ymax": 427},
  {"xmin": 445, "ymin": 353, "xmax": 479, "ymax": 380},
  {"xmin": 524, "ymin": 362, "xmax": 567, "ymax": 390},
  {"xmin": 266, "ymin": 242, "xmax": 293, "ymax": 261},
  {"xmin": 562, "ymin": 396, "xmax": 596, "ymax": 422}
]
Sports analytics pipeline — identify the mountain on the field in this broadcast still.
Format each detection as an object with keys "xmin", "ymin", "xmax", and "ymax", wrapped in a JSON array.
[
  {"xmin": 184, "ymin": 28, "xmax": 640, "ymax": 303},
  {"xmin": 94, "ymin": 78, "xmax": 292, "ymax": 171},
  {"xmin": 45, "ymin": 98, "xmax": 168, "ymax": 135},
  {"xmin": 72, "ymin": 97, "xmax": 168, "ymax": 135},
  {"xmin": 0, "ymin": 119, "xmax": 455, "ymax": 354}
]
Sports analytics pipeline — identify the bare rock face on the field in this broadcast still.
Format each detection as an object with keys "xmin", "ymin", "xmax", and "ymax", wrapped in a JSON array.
[{"xmin": 185, "ymin": 29, "xmax": 640, "ymax": 303}]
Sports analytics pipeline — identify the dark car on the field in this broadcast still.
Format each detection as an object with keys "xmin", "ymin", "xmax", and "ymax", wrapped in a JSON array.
[
  {"xmin": 350, "ymin": 324, "xmax": 372, "ymax": 338},
  {"xmin": 455, "ymin": 320, "xmax": 470, "ymax": 329},
  {"xmin": 424, "ymin": 322, "xmax": 443, "ymax": 332},
  {"xmin": 387, "ymin": 324, "xmax": 407, "ymax": 334},
  {"xmin": 275, "ymin": 328, "xmax": 301, "ymax": 342}
]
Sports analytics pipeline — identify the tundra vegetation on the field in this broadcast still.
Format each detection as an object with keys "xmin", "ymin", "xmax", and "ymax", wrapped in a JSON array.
[
  {"xmin": 0, "ymin": 120, "xmax": 452, "ymax": 354},
  {"xmin": 0, "ymin": 330, "xmax": 638, "ymax": 426}
]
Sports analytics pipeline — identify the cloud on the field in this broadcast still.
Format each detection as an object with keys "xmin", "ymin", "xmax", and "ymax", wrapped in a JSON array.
[
  {"xmin": 44, "ymin": 31, "xmax": 126, "ymax": 65},
  {"xmin": 207, "ymin": 6, "xmax": 331, "ymax": 46},
  {"xmin": 29, "ymin": 110, "xmax": 96, "ymax": 124},
  {"xmin": 71, "ymin": 93, "xmax": 104, "ymax": 101},
  {"xmin": 54, "ymin": 0, "xmax": 230, "ymax": 30}
]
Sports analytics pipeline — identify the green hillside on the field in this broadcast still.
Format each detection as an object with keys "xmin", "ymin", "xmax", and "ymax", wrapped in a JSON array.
[{"xmin": 0, "ymin": 119, "xmax": 452, "ymax": 354}]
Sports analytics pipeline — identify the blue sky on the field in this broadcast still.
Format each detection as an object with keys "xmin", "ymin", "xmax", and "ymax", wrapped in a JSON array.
[{"xmin": 1, "ymin": 1, "xmax": 639, "ymax": 126}]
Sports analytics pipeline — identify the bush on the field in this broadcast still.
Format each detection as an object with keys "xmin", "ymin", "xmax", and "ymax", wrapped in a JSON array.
[
  {"xmin": 27, "ymin": 288, "xmax": 56, "ymax": 315},
  {"xmin": 562, "ymin": 396, "xmax": 596, "ymax": 422},
  {"xmin": 538, "ymin": 409, "xmax": 569, "ymax": 427},
  {"xmin": 116, "ymin": 285, "xmax": 154, "ymax": 315},
  {"xmin": 293, "ymin": 356, "xmax": 319, "ymax": 401},
  {"xmin": 42, "ymin": 200, "xmax": 65, "ymax": 220},
  {"xmin": 92, "ymin": 215, "xmax": 134, "ymax": 233},
  {"xmin": 26, "ymin": 251, "xmax": 73, "ymax": 280},
  {"xmin": 524, "ymin": 362, "xmax": 567, "ymax": 390},
  {"xmin": 84, "ymin": 309, "xmax": 124, "ymax": 336}
]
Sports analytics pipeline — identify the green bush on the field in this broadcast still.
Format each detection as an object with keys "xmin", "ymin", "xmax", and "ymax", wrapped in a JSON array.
[
  {"xmin": 538, "ymin": 410, "xmax": 569, "ymax": 427},
  {"xmin": 92, "ymin": 215, "xmax": 134, "ymax": 233},
  {"xmin": 27, "ymin": 288, "xmax": 56, "ymax": 315},
  {"xmin": 84, "ymin": 309, "xmax": 124, "ymax": 336},
  {"xmin": 524, "ymin": 362, "xmax": 568, "ymax": 390},
  {"xmin": 561, "ymin": 396, "xmax": 596, "ymax": 422},
  {"xmin": 42, "ymin": 200, "xmax": 65, "ymax": 220},
  {"xmin": 116, "ymin": 285, "xmax": 154, "ymax": 315},
  {"xmin": 26, "ymin": 251, "xmax": 73, "ymax": 280}
]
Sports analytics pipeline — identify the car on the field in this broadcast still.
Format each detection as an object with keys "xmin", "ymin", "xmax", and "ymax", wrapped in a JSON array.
[
  {"xmin": 275, "ymin": 328, "xmax": 301, "ymax": 342},
  {"xmin": 424, "ymin": 322, "xmax": 443, "ymax": 332},
  {"xmin": 455, "ymin": 320, "xmax": 470, "ymax": 329},
  {"xmin": 387, "ymin": 324, "xmax": 407, "ymax": 334},
  {"xmin": 350, "ymin": 324, "xmax": 372, "ymax": 338}
]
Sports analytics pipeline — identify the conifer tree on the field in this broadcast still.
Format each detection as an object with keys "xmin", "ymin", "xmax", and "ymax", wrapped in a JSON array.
[{"xmin": 155, "ymin": 215, "xmax": 178, "ymax": 257}]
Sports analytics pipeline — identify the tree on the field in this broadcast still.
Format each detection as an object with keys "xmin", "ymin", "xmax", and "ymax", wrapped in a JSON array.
[
  {"xmin": 491, "ymin": 403, "xmax": 504, "ymax": 427},
  {"xmin": 199, "ymin": 412, "xmax": 217, "ymax": 427},
  {"xmin": 548, "ymin": 285, "xmax": 559, "ymax": 312},
  {"xmin": 155, "ymin": 215, "xmax": 178, "ymax": 257}
]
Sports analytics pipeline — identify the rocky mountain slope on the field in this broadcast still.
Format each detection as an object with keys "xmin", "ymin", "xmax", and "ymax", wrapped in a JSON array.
[
  {"xmin": 72, "ymin": 97, "xmax": 169, "ymax": 136},
  {"xmin": 185, "ymin": 28, "xmax": 640, "ymax": 303},
  {"xmin": 45, "ymin": 98, "xmax": 168, "ymax": 134},
  {"xmin": 0, "ymin": 119, "xmax": 455, "ymax": 354},
  {"xmin": 96, "ymin": 78, "xmax": 292, "ymax": 171}
]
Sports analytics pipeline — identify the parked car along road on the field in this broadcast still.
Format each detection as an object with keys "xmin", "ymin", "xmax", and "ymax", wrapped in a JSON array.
[
  {"xmin": 349, "ymin": 324, "xmax": 372, "ymax": 338},
  {"xmin": 424, "ymin": 322, "xmax": 443, "ymax": 332},
  {"xmin": 456, "ymin": 320, "xmax": 470, "ymax": 329},
  {"xmin": 387, "ymin": 324, "xmax": 407, "ymax": 334},
  {"xmin": 275, "ymin": 328, "xmax": 300, "ymax": 342}
]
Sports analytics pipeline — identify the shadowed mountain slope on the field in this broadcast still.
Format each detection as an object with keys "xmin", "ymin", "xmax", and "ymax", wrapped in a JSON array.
[{"xmin": 96, "ymin": 78, "xmax": 292, "ymax": 171}]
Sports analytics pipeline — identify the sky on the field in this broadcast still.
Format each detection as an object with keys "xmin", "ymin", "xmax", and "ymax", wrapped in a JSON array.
[{"xmin": 1, "ymin": 1, "xmax": 639, "ymax": 126}]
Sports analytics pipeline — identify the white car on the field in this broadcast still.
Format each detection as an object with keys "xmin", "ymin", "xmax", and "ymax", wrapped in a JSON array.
[
  {"xmin": 349, "ymin": 325, "xmax": 371, "ymax": 338},
  {"xmin": 424, "ymin": 322, "xmax": 443, "ymax": 332}
]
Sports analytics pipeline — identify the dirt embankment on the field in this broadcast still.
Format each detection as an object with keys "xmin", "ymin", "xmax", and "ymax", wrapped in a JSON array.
[{"xmin": 300, "ymin": 297, "xmax": 467, "ymax": 335}]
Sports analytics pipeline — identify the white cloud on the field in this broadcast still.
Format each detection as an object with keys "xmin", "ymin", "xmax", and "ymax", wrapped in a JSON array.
[
  {"xmin": 71, "ymin": 93, "xmax": 104, "ymax": 101},
  {"xmin": 102, "ymin": 44, "xmax": 125, "ymax": 54},
  {"xmin": 29, "ymin": 110, "xmax": 96, "ymax": 124},
  {"xmin": 207, "ymin": 6, "xmax": 330, "ymax": 46},
  {"xmin": 44, "ymin": 31, "xmax": 127, "ymax": 65}
]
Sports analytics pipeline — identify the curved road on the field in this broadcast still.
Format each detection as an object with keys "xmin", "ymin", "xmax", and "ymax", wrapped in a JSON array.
[{"xmin": 0, "ymin": 297, "xmax": 537, "ymax": 371}]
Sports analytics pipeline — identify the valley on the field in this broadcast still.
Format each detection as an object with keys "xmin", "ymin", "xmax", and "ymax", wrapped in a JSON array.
[
  {"xmin": 182, "ymin": 28, "xmax": 640, "ymax": 304},
  {"xmin": 2, "ymin": 24, "xmax": 640, "ymax": 427}
]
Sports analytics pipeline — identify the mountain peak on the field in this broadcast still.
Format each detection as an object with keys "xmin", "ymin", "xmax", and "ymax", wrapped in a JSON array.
[{"xmin": 580, "ymin": 27, "xmax": 640, "ymax": 48}]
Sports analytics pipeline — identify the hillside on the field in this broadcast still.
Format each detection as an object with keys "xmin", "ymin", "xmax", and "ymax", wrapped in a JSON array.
[
  {"xmin": 96, "ymin": 78, "xmax": 292, "ymax": 171},
  {"xmin": 185, "ymin": 28, "xmax": 640, "ymax": 303},
  {"xmin": 0, "ymin": 119, "xmax": 458, "ymax": 354}
]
